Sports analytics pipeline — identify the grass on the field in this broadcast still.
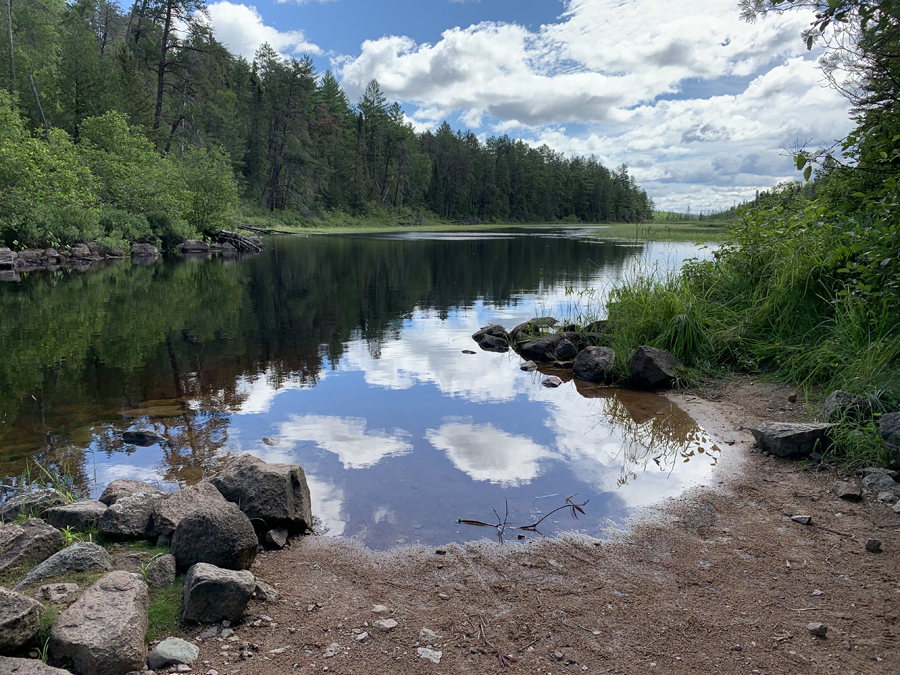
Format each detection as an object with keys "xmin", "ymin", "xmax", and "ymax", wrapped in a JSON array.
[{"xmin": 147, "ymin": 578, "xmax": 184, "ymax": 641}]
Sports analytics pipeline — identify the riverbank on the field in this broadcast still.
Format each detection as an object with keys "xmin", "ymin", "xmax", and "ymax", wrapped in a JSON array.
[{"xmin": 172, "ymin": 380, "xmax": 900, "ymax": 675}]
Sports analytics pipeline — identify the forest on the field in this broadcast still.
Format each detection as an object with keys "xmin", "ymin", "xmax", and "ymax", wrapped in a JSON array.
[{"xmin": 0, "ymin": 0, "xmax": 654, "ymax": 250}]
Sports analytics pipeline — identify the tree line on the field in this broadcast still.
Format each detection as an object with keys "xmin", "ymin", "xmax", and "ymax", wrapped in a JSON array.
[{"xmin": 0, "ymin": 0, "xmax": 653, "ymax": 249}]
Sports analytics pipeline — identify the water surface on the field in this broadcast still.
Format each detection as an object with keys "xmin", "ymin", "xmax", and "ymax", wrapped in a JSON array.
[{"xmin": 0, "ymin": 227, "xmax": 719, "ymax": 549}]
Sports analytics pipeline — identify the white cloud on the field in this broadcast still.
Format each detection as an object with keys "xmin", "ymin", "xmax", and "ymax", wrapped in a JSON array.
[
  {"xmin": 334, "ymin": 0, "xmax": 854, "ymax": 210},
  {"xmin": 278, "ymin": 414, "xmax": 412, "ymax": 469},
  {"xmin": 426, "ymin": 421, "xmax": 554, "ymax": 486},
  {"xmin": 207, "ymin": 2, "xmax": 322, "ymax": 59}
]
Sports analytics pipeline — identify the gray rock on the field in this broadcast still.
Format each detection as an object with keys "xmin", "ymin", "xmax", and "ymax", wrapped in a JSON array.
[
  {"xmin": 208, "ymin": 454, "xmax": 313, "ymax": 534},
  {"xmin": 553, "ymin": 339, "xmax": 578, "ymax": 361},
  {"xmin": 519, "ymin": 360, "xmax": 538, "ymax": 371},
  {"xmin": 472, "ymin": 325, "xmax": 509, "ymax": 353},
  {"xmin": 0, "ymin": 247, "xmax": 16, "ymax": 270},
  {"xmin": 552, "ymin": 360, "xmax": 574, "ymax": 369},
  {"xmin": 170, "ymin": 503, "xmax": 258, "ymax": 571},
  {"xmin": 34, "ymin": 583, "xmax": 80, "ymax": 604},
  {"xmin": 508, "ymin": 319, "xmax": 553, "ymax": 344},
  {"xmin": 881, "ymin": 412, "xmax": 900, "ymax": 458},
  {"xmin": 542, "ymin": 376, "xmax": 563, "ymax": 388},
  {"xmin": 68, "ymin": 243, "xmax": 93, "ymax": 259},
  {"xmin": 98, "ymin": 479, "xmax": 167, "ymax": 506},
  {"xmin": 130, "ymin": 243, "xmax": 159, "ymax": 257},
  {"xmin": 865, "ymin": 538, "xmax": 882, "ymax": 553},
  {"xmin": 807, "ymin": 622, "xmax": 827, "ymax": 638},
  {"xmin": 573, "ymin": 345, "xmax": 615, "ymax": 384},
  {"xmin": 49, "ymin": 571, "xmax": 148, "ymax": 675},
  {"xmin": 43, "ymin": 500, "xmax": 108, "ymax": 531},
  {"xmin": 417, "ymin": 647, "xmax": 442, "ymax": 664},
  {"xmin": 121, "ymin": 428, "xmax": 167, "ymax": 446},
  {"xmin": 0, "ymin": 657, "xmax": 72, "ymax": 674},
  {"xmin": 178, "ymin": 239, "xmax": 210, "ymax": 253},
  {"xmin": 517, "ymin": 334, "xmax": 567, "ymax": 362},
  {"xmin": 146, "ymin": 554, "xmax": 176, "ymax": 588},
  {"xmin": 0, "ymin": 519, "xmax": 64, "ymax": 574},
  {"xmin": 152, "ymin": 481, "xmax": 230, "ymax": 537},
  {"xmin": 822, "ymin": 390, "xmax": 870, "ymax": 422},
  {"xmin": 0, "ymin": 587, "xmax": 43, "ymax": 652},
  {"xmin": 862, "ymin": 466, "xmax": 899, "ymax": 480},
  {"xmin": 254, "ymin": 580, "xmax": 278, "ymax": 602},
  {"xmin": 862, "ymin": 472, "xmax": 900, "ymax": 496},
  {"xmin": 99, "ymin": 491, "xmax": 166, "ymax": 540},
  {"xmin": 262, "ymin": 437, "xmax": 280, "ymax": 446},
  {"xmin": 373, "ymin": 618, "xmax": 398, "ymax": 632},
  {"xmin": 877, "ymin": 491, "xmax": 898, "ymax": 504},
  {"xmin": 832, "ymin": 479, "xmax": 863, "ymax": 501},
  {"xmin": 628, "ymin": 346, "xmax": 680, "ymax": 389},
  {"xmin": 0, "ymin": 489, "xmax": 68, "ymax": 521},
  {"xmin": 750, "ymin": 422, "xmax": 835, "ymax": 458},
  {"xmin": 894, "ymin": 501, "xmax": 900, "ymax": 515},
  {"xmin": 14, "ymin": 542, "xmax": 112, "ymax": 590},
  {"xmin": 182, "ymin": 563, "xmax": 255, "ymax": 624},
  {"xmin": 791, "ymin": 515, "xmax": 812, "ymax": 525},
  {"xmin": 147, "ymin": 637, "xmax": 200, "ymax": 669},
  {"xmin": 264, "ymin": 527, "xmax": 288, "ymax": 550}
]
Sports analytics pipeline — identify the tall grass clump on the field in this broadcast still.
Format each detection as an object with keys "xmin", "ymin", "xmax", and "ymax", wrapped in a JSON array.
[{"xmin": 605, "ymin": 182, "xmax": 900, "ymax": 410}]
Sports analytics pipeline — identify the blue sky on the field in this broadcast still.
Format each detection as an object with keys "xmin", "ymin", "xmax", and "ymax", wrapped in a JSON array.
[{"xmin": 206, "ymin": 0, "xmax": 854, "ymax": 211}]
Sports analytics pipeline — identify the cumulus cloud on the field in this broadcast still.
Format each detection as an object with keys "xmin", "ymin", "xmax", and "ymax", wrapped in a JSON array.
[
  {"xmin": 278, "ymin": 414, "xmax": 412, "ymax": 469},
  {"xmin": 207, "ymin": 2, "xmax": 322, "ymax": 59},
  {"xmin": 334, "ymin": 0, "xmax": 853, "ymax": 209},
  {"xmin": 426, "ymin": 421, "xmax": 554, "ymax": 486}
]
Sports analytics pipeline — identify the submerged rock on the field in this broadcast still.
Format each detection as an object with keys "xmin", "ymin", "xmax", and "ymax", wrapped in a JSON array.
[
  {"xmin": 472, "ymin": 325, "xmax": 510, "ymax": 352},
  {"xmin": 573, "ymin": 346, "xmax": 615, "ymax": 384},
  {"xmin": 121, "ymin": 428, "xmax": 167, "ymax": 446}
]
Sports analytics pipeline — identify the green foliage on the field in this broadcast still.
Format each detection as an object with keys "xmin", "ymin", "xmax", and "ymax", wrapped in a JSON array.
[{"xmin": 181, "ymin": 145, "xmax": 239, "ymax": 236}]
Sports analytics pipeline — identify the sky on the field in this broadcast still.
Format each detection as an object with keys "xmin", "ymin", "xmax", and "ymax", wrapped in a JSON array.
[{"xmin": 204, "ymin": 0, "xmax": 854, "ymax": 212}]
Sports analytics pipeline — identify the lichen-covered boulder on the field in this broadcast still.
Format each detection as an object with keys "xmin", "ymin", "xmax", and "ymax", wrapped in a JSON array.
[
  {"xmin": 170, "ymin": 503, "xmax": 258, "ymax": 571},
  {"xmin": 182, "ymin": 563, "xmax": 255, "ymax": 624},
  {"xmin": 49, "ymin": 571, "xmax": 148, "ymax": 675},
  {"xmin": 0, "ymin": 519, "xmax": 64, "ymax": 574},
  {"xmin": 14, "ymin": 542, "xmax": 112, "ymax": 591},
  {"xmin": 573, "ymin": 346, "xmax": 616, "ymax": 384},
  {"xmin": 43, "ymin": 500, "xmax": 108, "ymax": 532},
  {"xmin": 628, "ymin": 346, "xmax": 680, "ymax": 389},
  {"xmin": 208, "ymin": 454, "xmax": 313, "ymax": 534},
  {"xmin": 98, "ymin": 491, "xmax": 165, "ymax": 540},
  {"xmin": 0, "ymin": 587, "xmax": 43, "ymax": 653},
  {"xmin": 152, "ymin": 481, "xmax": 230, "ymax": 537},
  {"xmin": 98, "ymin": 479, "xmax": 166, "ymax": 506}
]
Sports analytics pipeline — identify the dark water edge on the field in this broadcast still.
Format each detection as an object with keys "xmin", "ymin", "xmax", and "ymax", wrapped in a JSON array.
[{"xmin": 0, "ymin": 228, "xmax": 719, "ymax": 549}]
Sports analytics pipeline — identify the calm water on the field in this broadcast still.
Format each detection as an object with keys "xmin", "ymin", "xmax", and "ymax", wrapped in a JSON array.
[{"xmin": 0, "ymin": 227, "xmax": 719, "ymax": 549}]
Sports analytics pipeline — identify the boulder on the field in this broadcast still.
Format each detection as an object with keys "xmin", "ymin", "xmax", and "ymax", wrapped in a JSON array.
[
  {"xmin": 861, "ymin": 472, "xmax": 900, "ymax": 496},
  {"xmin": 832, "ymin": 479, "xmax": 863, "ymax": 501},
  {"xmin": 628, "ymin": 346, "xmax": 680, "ymax": 389},
  {"xmin": 178, "ymin": 239, "xmax": 210, "ymax": 253},
  {"xmin": 147, "ymin": 637, "xmax": 199, "ymax": 669},
  {"xmin": 0, "ymin": 587, "xmax": 43, "ymax": 652},
  {"xmin": 0, "ymin": 248, "xmax": 16, "ymax": 270},
  {"xmin": 0, "ymin": 657, "xmax": 72, "ymax": 674},
  {"xmin": 750, "ymin": 422, "xmax": 835, "ymax": 458},
  {"xmin": 98, "ymin": 491, "xmax": 165, "ymax": 540},
  {"xmin": 130, "ymin": 243, "xmax": 159, "ymax": 257},
  {"xmin": 821, "ymin": 390, "xmax": 870, "ymax": 422},
  {"xmin": 145, "ymin": 554, "xmax": 176, "ymax": 589},
  {"xmin": 43, "ymin": 500, "xmax": 108, "ymax": 532},
  {"xmin": 508, "ymin": 320, "xmax": 545, "ymax": 344},
  {"xmin": 264, "ymin": 527, "xmax": 288, "ymax": 550},
  {"xmin": 34, "ymin": 584, "xmax": 80, "ymax": 604},
  {"xmin": 68, "ymin": 243, "xmax": 93, "ymax": 259},
  {"xmin": 14, "ymin": 542, "xmax": 112, "ymax": 591},
  {"xmin": 121, "ymin": 428, "xmax": 166, "ymax": 446},
  {"xmin": 182, "ymin": 563, "xmax": 255, "ymax": 624},
  {"xmin": 0, "ymin": 519, "xmax": 64, "ymax": 574},
  {"xmin": 0, "ymin": 489, "xmax": 68, "ymax": 521},
  {"xmin": 170, "ymin": 503, "xmax": 258, "ymax": 571},
  {"xmin": 553, "ymin": 339, "xmax": 578, "ymax": 361},
  {"xmin": 573, "ymin": 346, "xmax": 616, "ymax": 384},
  {"xmin": 472, "ymin": 325, "xmax": 509, "ymax": 352},
  {"xmin": 254, "ymin": 580, "xmax": 278, "ymax": 602},
  {"xmin": 881, "ymin": 412, "xmax": 900, "ymax": 459},
  {"xmin": 542, "ymin": 376, "xmax": 563, "ymax": 388},
  {"xmin": 517, "ymin": 333, "xmax": 567, "ymax": 362},
  {"xmin": 208, "ymin": 454, "xmax": 313, "ymax": 534},
  {"xmin": 98, "ymin": 479, "xmax": 167, "ymax": 506},
  {"xmin": 152, "ymin": 481, "xmax": 230, "ymax": 537},
  {"xmin": 49, "ymin": 571, "xmax": 148, "ymax": 675}
]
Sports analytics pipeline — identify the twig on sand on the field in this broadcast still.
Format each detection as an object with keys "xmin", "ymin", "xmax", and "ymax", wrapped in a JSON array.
[{"xmin": 458, "ymin": 495, "xmax": 590, "ymax": 543}]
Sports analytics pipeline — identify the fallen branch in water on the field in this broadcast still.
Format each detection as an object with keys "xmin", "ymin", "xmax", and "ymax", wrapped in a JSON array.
[{"xmin": 457, "ymin": 495, "xmax": 589, "ymax": 543}]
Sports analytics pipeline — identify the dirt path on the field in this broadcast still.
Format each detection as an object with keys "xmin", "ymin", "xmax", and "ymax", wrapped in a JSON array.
[{"xmin": 178, "ymin": 382, "xmax": 900, "ymax": 675}]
